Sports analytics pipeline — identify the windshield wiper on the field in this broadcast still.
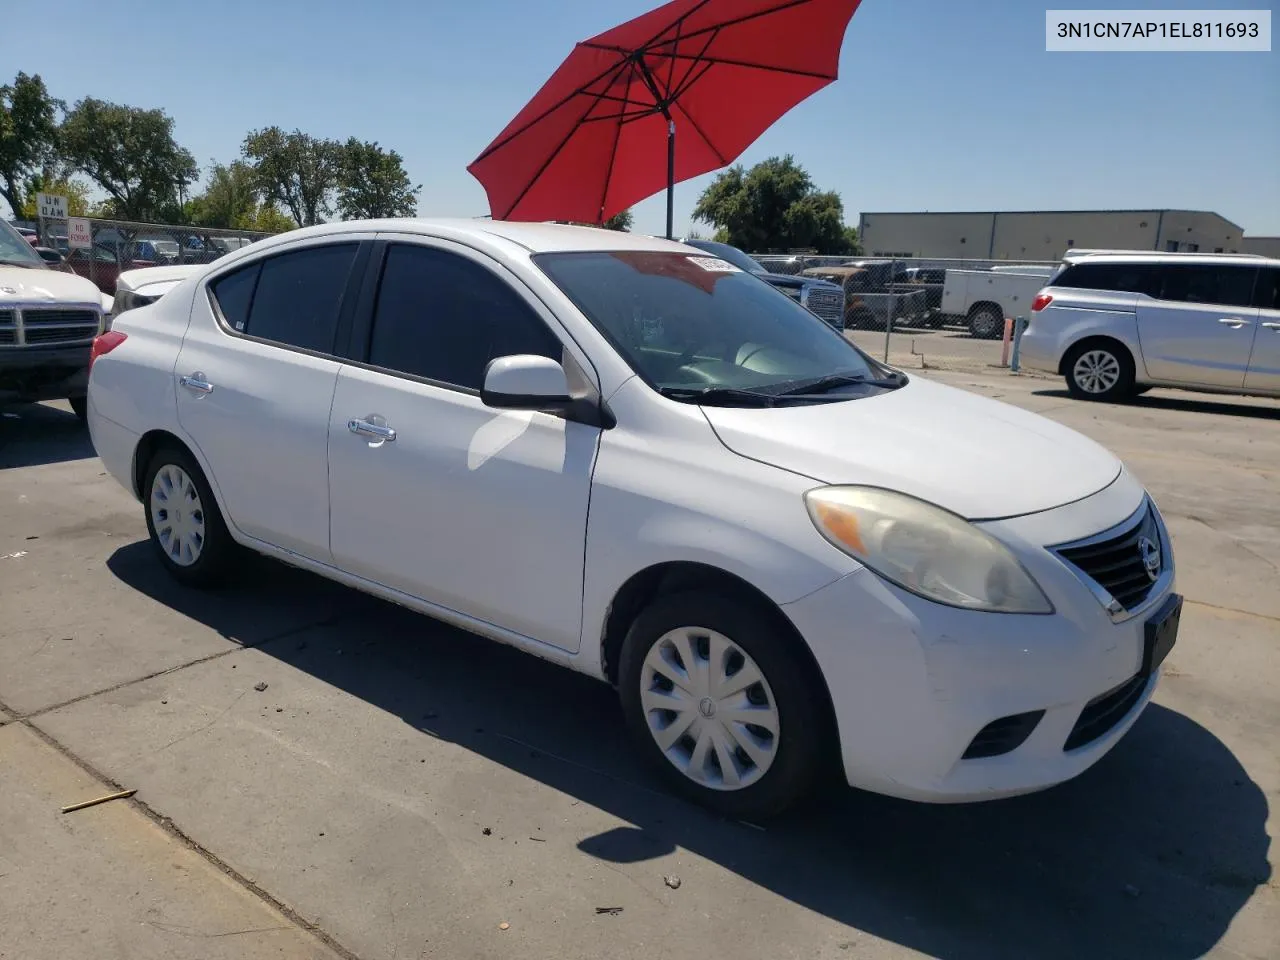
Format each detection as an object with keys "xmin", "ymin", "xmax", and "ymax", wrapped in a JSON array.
[
  {"xmin": 776, "ymin": 370, "xmax": 907, "ymax": 396},
  {"xmin": 659, "ymin": 385, "xmax": 780, "ymax": 407}
]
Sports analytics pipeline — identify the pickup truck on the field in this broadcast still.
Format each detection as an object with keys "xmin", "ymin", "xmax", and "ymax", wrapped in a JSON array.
[
  {"xmin": 800, "ymin": 262, "xmax": 931, "ymax": 330},
  {"xmin": 1, "ymin": 219, "xmax": 111, "ymax": 420},
  {"xmin": 940, "ymin": 266, "xmax": 1056, "ymax": 338}
]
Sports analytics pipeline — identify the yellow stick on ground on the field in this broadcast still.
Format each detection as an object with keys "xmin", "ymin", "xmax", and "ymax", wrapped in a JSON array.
[{"xmin": 61, "ymin": 788, "xmax": 136, "ymax": 813}]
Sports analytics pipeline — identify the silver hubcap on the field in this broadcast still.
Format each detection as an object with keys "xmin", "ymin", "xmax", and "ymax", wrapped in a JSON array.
[
  {"xmin": 640, "ymin": 627, "xmax": 780, "ymax": 791},
  {"xmin": 974, "ymin": 310, "xmax": 1000, "ymax": 336},
  {"xmin": 149, "ymin": 464, "xmax": 205, "ymax": 567},
  {"xmin": 1073, "ymin": 350, "xmax": 1121, "ymax": 393}
]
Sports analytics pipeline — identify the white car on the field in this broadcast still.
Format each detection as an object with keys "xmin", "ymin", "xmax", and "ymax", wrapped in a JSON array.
[
  {"xmin": 86, "ymin": 219, "xmax": 1181, "ymax": 817},
  {"xmin": 1020, "ymin": 251, "xmax": 1280, "ymax": 400},
  {"xmin": 111, "ymin": 264, "xmax": 200, "ymax": 319}
]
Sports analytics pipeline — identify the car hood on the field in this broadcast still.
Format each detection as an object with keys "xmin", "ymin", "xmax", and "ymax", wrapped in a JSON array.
[
  {"xmin": 0, "ymin": 265, "xmax": 104, "ymax": 305},
  {"xmin": 116, "ymin": 263, "xmax": 201, "ymax": 292},
  {"xmin": 701, "ymin": 376, "xmax": 1122, "ymax": 520},
  {"xmin": 757, "ymin": 272, "xmax": 839, "ymax": 290}
]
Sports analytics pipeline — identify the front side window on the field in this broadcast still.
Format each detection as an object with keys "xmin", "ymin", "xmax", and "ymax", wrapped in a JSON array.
[
  {"xmin": 1157, "ymin": 264, "xmax": 1256, "ymax": 308},
  {"xmin": 1251, "ymin": 267, "xmax": 1280, "ymax": 311},
  {"xmin": 535, "ymin": 251, "xmax": 888, "ymax": 404},
  {"xmin": 218, "ymin": 243, "xmax": 358, "ymax": 353},
  {"xmin": 367, "ymin": 244, "xmax": 561, "ymax": 390}
]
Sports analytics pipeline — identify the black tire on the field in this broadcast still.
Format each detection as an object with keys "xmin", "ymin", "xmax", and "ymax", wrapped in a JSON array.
[
  {"xmin": 1063, "ymin": 340, "xmax": 1136, "ymax": 402},
  {"xmin": 142, "ymin": 444, "xmax": 237, "ymax": 587},
  {"xmin": 618, "ymin": 591, "xmax": 827, "ymax": 821},
  {"xmin": 968, "ymin": 304, "xmax": 1004, "ymax": 339},
  {"xmin": 68, "ymin": 395, "xmax": 88, "ymax": 421}
]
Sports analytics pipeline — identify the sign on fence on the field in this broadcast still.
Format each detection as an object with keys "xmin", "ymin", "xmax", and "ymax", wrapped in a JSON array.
[
  {"xmin": 36, "ymin": 192, "xmax": 68, "ymax": 220},
  {"xmin": 68, "ymin": 218, "xmax": 92, "ymax": 249}
]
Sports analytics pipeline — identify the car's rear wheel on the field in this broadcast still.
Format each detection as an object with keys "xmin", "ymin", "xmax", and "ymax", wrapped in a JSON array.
[
  {"xmin": 142, "ymin": 445, "xmax": 236, "ymax": 586},
  {"xmin": 618, "ymin": 591, "xmax": 826, "ymax": 820},
  {"xmin": 1064, "ymin": 341, "xmax": 1136, "ymax": 402},
  {"xmin": 968, "ymin": 304, "xmax": 1004, "ymax": 339}
]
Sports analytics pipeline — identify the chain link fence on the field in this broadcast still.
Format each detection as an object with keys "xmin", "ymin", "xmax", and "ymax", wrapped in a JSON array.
[
  {"xmin": 33, "ymin": 217, "xmax": 278, "ymax": 295},
  {"xmin": 749, "ymin": 252, "xmax": 1062, "ymax": 375}
]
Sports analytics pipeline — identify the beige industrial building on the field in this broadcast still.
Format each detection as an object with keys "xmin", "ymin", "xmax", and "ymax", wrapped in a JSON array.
[
  {"xmin": 1242, "ymin": 236, "xmax": 1280, "ymax": 258},
  {"xmin": 857, "ymin": 209, "xmax": 1246, "ymax": 261}
]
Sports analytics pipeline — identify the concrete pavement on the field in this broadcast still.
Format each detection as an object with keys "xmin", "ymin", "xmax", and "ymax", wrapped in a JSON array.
[{"xmin": 1, "ymin": 378, "xmax": 1277, "ymax": 960}]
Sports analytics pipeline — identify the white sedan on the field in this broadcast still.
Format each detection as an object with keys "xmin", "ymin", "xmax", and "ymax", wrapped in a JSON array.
[{"xmin": 85, "ymin": 219, "xmax": 1180, "ymax": 818}]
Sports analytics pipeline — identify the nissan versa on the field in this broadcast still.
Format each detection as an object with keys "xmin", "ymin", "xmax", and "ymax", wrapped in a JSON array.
[{"xmin": 85, "ymin": 219, "xmax": 1180, "ymax": 818}]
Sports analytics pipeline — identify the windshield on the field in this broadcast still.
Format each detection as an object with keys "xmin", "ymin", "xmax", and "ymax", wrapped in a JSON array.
[
  {"xmin": 535, "ymin": 251, "xmax": 893, "ymax": 404},
  {"xmin": 681, "ymin": 240, "xmax": 767, "ymax": 275},
  {"xmin": 0, "ymin": 220, "xmax": 45, "ymax": 267}
]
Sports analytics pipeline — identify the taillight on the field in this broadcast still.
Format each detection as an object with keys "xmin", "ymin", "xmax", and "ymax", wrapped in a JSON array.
[
  {"xmin": 1031, "ymin": 293, "xmax": 1053, "ymax": 312},
  {"xmin": 89, "ymin": 330, "xmax": 127, "ymax": 372}
]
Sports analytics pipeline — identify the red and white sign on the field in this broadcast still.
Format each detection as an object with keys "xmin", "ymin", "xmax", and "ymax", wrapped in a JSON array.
[{"xmin": 68, "ymin": 217, "xmax": 92, "ymax": 249}]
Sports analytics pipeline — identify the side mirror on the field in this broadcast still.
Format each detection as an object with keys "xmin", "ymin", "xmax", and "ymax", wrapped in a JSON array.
[
  {"xmin": 35, "ymin": 246, "xmax": 65, "ymax": 265},
  {"xmin": 481, "ymin": 354, "xmax": 573, "ymax": 411}
]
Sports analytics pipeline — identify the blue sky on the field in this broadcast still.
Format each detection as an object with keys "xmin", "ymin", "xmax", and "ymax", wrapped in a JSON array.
[{"xmin": 6, "ymin": 0, "xmax": 1278, "ymax": 236}]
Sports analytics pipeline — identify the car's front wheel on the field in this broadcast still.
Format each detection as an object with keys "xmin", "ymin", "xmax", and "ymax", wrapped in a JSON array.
[
  {"xmin": 142, "ymin": 445, "xmax": 236, "ymax": 586},
  {"xmin": 618, "ymin": 591, "xmax": 826, "ymax": 820}
]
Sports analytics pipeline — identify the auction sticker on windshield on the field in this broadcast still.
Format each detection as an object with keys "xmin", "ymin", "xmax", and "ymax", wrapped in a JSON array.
[{"xmin": 687, "ymin": 256, "xmax": 740, "ymax": 272}]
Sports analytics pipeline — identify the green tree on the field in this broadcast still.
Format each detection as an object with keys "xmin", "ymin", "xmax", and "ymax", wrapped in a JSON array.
[
  {"xmin": 242, "ymin": 127, "xmax": 341, "ymax": 227},
  {"xmin": 692, "ymin": 155, "xmax": 858, "ymax": 255},
  {"xmin": 602, "ymin": 209, "xmax": 633, "ymax": 231},
  {"xmin": 186, "ymin": 160, "xmax": 258, "ymax": 229},
  {"xmin": 17, "ymin": 173, "xmax": 93, "ymax": 219},
  {"xmin": 60, "ymin": 97, "xmax": 197, "ymax": 222},
  {"xmin": 0, "ymin": 72, "xmax": 63, "ymax": 218},
  {"xmin": 245, "ymin": 203, "xmax": 295, "ymax": 233},
  {"xmin": 336, "ymin": 138, "xmax": 419, "ymax": 220}
]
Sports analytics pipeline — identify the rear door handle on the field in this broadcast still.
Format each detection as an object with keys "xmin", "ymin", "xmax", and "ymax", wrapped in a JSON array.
[
  {"xmin": 1262, "ymin": 322, "xmax": 1280, "ymax": 330},
  {"xmin": 179, "ymin": 373, "xmax": 213, "ymax": 394},
  {"xmin": 1217, "ymin": 318, "xmax": 1248, "ymax": 328},
  {"xmin": 348, "ymin": 418, "xmax": 396, "ymax": 442}
]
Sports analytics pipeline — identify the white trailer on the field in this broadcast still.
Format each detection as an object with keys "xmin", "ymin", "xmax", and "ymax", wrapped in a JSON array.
[{"xmin": 941, "ymin": 268, "xmax": 1054, "ymax": 339}]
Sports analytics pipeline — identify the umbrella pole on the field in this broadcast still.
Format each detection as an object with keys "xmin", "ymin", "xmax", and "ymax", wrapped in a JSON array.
[{"xmin": 666, "ymin": 119, "xmax": 675, "ymax": 240}]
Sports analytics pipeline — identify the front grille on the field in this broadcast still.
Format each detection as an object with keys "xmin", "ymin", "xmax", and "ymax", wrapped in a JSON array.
[
  {"xmin": 24, "ymin": 325, "xmax": 98, "ymax": 345},
  {"xmin": 1064, "ymin": 672, "xmax": 1148, "ymax": 750},
  {"xmin": 1055, "ymin": 503, "xmax": 1162, "ymax": 612},
  {"xmin": 21, "ymin": 308, "xmax": 98, "ymax": 327},
  {"xmin": 962, "ymin": 710, "xmax": 1045, "ymax": 759},
  {"xmin": 0, "ymin": 307, "xmax": 102, "ymax": 346},
  {"xmin": 804, "ymin": 286, "xmax": 845, "ymax": 327}
]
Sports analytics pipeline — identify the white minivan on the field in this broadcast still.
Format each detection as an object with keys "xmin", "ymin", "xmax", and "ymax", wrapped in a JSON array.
[
  {"xmin": 1020, "ymin": 251, "xmax": 1280, "ymax": 401},
  {"xmin": 86, "ymin": 219, "xmax": 1180, "ymax": 818}
]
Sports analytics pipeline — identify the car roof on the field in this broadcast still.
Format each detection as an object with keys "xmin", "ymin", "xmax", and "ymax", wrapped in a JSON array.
[
  {"xmin": 1062, "ymin": 250, "xmax": 1278, "ymax": 267},
  {"xmin": 236, "ymin": 218, "xmax": 696, "ymax": 256}
]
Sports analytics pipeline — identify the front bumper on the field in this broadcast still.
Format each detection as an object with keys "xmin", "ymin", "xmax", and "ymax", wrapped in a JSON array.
[
  {"xmin": 0, "ymin": 345, "xmax": 91, "ymax": 400},
  {"xmin": 782, "ymin": 470, "xmax": 1176, "ymax": 802}
]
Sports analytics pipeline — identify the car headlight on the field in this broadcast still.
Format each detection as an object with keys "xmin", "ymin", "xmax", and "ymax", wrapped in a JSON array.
[
  {"xmin": 111, "ymin": 289, "xmax": 157, "ymax": 316},
  {"xmin": 804, "ymin": 486, "xmax": 1053, "ymax": 614}
]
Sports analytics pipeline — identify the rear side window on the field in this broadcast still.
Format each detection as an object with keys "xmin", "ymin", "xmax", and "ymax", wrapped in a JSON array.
[
  {"xmin": 367, "ymin": 244, "xmax": 562, "ymax": 390},
  {"xmin": 210, "ymin": 264, "xmax": 259, "ymax": 331},
  {"xmin": 246, "ymin": 244, "xmax": 359, "ymax": 352},
  {"xmin": 1051, "ymin": 262, "xmax": 1160, "ymax": 296},
  {"xmin": 1253, "ymin": 267, "xmax": 1280, "ymax": 311},
  {"xmin": 1157, "ymin": 264, "xmax": 1256, "ymax": 308}
]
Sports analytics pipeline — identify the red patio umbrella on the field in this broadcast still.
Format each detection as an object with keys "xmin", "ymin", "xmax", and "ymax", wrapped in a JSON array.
[{"xmin": 467, "ymin": 0, "xmax": 862, "ymax": 238}]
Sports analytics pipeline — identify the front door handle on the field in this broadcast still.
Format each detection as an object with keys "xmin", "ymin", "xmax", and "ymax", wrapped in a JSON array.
[
  {"xmin": 1216, "ymin": 318, "xmax": 1248, "ymax": 328},
  {"xmin": 348, "ymin": 418, "xmax": 396, "ymax": 442},
  {"xmin": 1262, "ymin": 322, "xmax": 1280, "ymax": 330},
  {"xmin": 179, "ymin": 372, "xmax": 213, "ymax": 394}
]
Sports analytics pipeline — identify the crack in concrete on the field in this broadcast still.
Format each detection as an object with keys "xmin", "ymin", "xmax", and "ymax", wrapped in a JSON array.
[
  {"xmin": 16, "ymin": 717, "xmax": 365, "ymax": 960},
  {"xmin": 12, "ymin": 610, "xmax": 358, "ymax": 724}
]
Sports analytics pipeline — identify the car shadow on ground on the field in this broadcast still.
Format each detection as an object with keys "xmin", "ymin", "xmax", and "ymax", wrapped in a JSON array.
[
  {"xmin": 107, "ymin": 542, "xmax": 1271, "ymax": 960},
  {"xmin": 1032, "ymin": 388, "xmax": 1280, "ymax": 420},
  {"xmin": 0, "ymin": 402, "xmax": 94, "ymax": 469}
]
